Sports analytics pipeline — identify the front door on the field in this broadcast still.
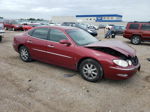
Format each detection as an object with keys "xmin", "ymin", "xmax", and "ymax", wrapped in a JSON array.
[{"xmin": 45, "ymin": 28, "xmax": 76, "ymax": 69}]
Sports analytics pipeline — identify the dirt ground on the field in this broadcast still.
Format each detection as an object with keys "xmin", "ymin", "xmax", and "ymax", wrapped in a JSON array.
[{"xmin": 0, "ymin": 30, "xmax": 150, "ymax": 112}]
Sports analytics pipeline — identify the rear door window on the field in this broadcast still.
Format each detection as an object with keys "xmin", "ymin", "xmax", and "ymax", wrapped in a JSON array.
[
  {"xmin": 141, "ymin": 24, "xmax": 150, "ymax": 31},
  {"xmin": 31, "ymin": 28, "xmax": 49, "ymax": 40},
  {"xmin": 129, "ymin": 24, "xmax": 139, "ymax": 30}
]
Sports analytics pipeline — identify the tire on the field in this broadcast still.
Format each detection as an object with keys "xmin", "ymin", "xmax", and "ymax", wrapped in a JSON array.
[
  {"xmin": 19, "ymin": 46, "xmax": 32, "ymax": 62},
  {"xmin": 131, "ymin": 35, "xmax": 141, "ymax": 45},
  {"xmin": 12, "ymin": 28, "xmax": 15, "ymax": 31},
  {"xmin": 79, "ymin": 59, "xmax": 103, "ymax": 82},
  {"xmin": 111, "ymin": 34, "xmax": 116, "ymax": 38},
  {"xmin": 0, "ymin": 36, "xmax": 2, "ymax": 42},
  {"xmin": 5, "ymin": 27, "xmax": 8, "ymax": 30}
]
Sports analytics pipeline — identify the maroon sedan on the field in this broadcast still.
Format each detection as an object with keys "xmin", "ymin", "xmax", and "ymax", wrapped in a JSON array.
[{"xmin": 13, "ymin": 26, "xmax": 140, "ymax": 82}]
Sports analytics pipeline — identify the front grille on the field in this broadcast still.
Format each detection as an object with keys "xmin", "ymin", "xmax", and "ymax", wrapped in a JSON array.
[{"xmin": 131, "ymin": 56, "xmax": 139, "ymax": 66}]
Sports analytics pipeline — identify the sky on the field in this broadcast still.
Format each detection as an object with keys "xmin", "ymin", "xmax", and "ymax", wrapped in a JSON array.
[{"xmin": 0, "ymin": 0, "xmax": 149, "ymax": 21}]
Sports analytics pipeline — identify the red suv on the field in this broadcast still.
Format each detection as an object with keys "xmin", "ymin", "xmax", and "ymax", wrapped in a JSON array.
[{"xmin": 123, "ymin": 22, "xmax": 150, "ymax": 45}]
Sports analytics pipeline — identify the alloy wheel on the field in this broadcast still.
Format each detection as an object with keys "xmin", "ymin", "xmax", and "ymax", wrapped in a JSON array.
[
  {"xmin": 82, "ymin": 63, "xmax": 98, "ymax": 80},
  {"xmin": 20, "ymin": 48, "xmax": 29, "ymax": 61},
  {"xmin": 132, "ymin": 36, "xmax": 141, "ymax": 45}
]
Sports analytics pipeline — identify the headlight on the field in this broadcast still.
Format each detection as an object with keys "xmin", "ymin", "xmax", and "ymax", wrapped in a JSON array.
[
  {"xmin": 127, "ymin": 60, "xmax": 132, "ymax": 66},
  {"xmin": 113, "ymin": 60, "xmax": 128, "ymax": 67}
]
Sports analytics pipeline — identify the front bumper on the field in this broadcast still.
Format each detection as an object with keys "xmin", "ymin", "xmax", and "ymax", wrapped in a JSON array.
[{"xmin": 104, "ymin": 64, "xmax": 140, "ymax": 80}]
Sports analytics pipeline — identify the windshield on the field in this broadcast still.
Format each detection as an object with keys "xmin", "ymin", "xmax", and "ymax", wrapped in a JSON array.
[
  {"xmin": 114, "ymin": 26, "xmax": 125, "ymax": 30},
  {"xmin": 66, "ymin": 29, "xmax": 99, "ymax": 46}
]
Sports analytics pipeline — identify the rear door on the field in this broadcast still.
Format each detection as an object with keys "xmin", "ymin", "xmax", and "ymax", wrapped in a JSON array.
[
  {"xmin": 140, "ymin": 24, "xmax": 150, "ymax": 40},
  {"xmin": 124, "ymin": 23, "xmax": 140, "ymax": 38},
  {"xmin": 26, "ymin": 28, "xmax": 49, "ymax": 61}
]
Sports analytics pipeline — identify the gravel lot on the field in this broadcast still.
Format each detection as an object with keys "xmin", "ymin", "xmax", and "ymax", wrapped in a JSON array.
[{"xmin": 0, "ymin": 30, "xmax": 150, "ymax": 112}]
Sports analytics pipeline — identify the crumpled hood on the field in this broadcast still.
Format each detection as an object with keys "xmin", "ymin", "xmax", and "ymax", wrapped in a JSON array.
[{"xmin": 85, "ymin": 40, "xmax": 136, "ymax": 57}]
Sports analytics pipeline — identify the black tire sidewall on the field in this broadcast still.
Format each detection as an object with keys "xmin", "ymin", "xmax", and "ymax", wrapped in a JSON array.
[
  {"xmin": 79, "ymin": 59, "xmax": 103, "ymax": 82},
  {"xmin": 0, "ymin": 36, "xmax": 2, "ymax": 42}
]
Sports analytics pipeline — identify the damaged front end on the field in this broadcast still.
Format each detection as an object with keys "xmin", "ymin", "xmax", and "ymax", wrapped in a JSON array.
[
  {"xmin": 84, "ymin": 40, "xmax": 140, "ymax": 80},
  {"xmin": 86, "ymin": 46, "xmax": 139, "ymax": 67}
]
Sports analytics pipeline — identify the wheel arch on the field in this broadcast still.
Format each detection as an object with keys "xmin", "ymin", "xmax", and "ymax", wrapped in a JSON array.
[
  {"xmin": 131, "ymin": 34, "xmax": 142, "ymax": 39},
  {"xmin": 18, "ymin": 44, "xmax": 25, "ymax": 52}
]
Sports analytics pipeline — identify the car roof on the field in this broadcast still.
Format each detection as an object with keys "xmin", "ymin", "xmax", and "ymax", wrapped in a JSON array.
[
  {"xmin": 128, "ymin": 21, "xmax": 150, "ymax": 24},
  {"xmin": 34, "ymin": 26, "xmax": 78, "ymax": 31}
]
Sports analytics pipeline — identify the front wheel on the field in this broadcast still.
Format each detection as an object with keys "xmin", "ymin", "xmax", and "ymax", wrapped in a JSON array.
[
  {"xmin": 19, "ymin": 46, "xmax": 32, "ymax": 62},
  {"xmin": 79, "ymin": 59, "xmax": 103, "ymax": 82},
  {"xmin": 131, "ymin": 35, "xmax": 141, "ymax": 45}
]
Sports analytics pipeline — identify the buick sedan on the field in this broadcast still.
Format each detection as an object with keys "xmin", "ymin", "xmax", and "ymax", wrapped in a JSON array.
[{"xmin": 13, "ymin": 26, "xmax": 140, "ymax": 82}]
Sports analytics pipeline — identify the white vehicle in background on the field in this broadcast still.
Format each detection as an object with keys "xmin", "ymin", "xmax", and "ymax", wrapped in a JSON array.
[
  {"xmin": 49, "ymin": 23, "xmax": 61, "ymax": 26},
  {"xmin": 84, "ymin": 23, "xmax": 99, "ymax": 30},
  {"xmin": 105, "ymin": 24, "xmax": 115, "ymax": 29},
  {"xmin": 0, "ymin": 23, "xmax": 5, "ymax": 42}
]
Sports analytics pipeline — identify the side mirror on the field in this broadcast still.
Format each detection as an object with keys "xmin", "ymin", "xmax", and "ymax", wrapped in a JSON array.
[{"xmin": 59, "ymin": 39, "xmax": 71, "ymax": 46}]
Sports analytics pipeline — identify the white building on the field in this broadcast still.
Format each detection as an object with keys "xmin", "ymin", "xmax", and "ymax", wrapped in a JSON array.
[{"xmin": 51, "ymin": 16, "xmax": 77, "ymax": 23}]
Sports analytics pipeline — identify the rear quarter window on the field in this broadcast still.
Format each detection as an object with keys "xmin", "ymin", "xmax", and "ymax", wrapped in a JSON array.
[
  {"xmin": 129, "ymin": 24, "xmax": 139, "ymax": 30},
  {"xmin": 28, "ymin": 29, "xmax": 34, "ymax": 36},
  {"xmin": 141, "ymin": 24, "xmax": 150, "ymax": 31}
]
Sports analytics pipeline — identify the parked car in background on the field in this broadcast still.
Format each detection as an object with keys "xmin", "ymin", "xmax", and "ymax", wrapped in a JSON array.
[
  {"xmin": 4, "ymin": 20, "xmax": 23, "ymax": 31},
  {"xmin": 13, "ymin": 26, "xmax": 140, "ymax": 82},
  {"xmin": 123, "ymin": 21, "xmax": 150, "ymax": 45},
  {"xmin": 0, "ymin": 23, "xmax": 5, "ymax": 42},
  {"xmin": 111, "ymin": 25, "xmax": 125, "ymax": 38},
  {"xmin": 28, "ymin": 23, "xmax": 42, "ymax": 27},
  {"xmin": 85, "ymin": 23, "xmax": 99, "ymax": 30},
  {"xmin": 22, "ymin": 23, "xmax": 42, "ymax": 31},
  {"xmin": 61, "ymin": 22, "xmax": 76, "ymax": 27},
  {"xmin": 49, "ymin": 22, "xmax": 61, "ymax": 26},
  {"xmin": 76, "ymin": 23, "xmax": 98, "ymax": 36},
  {"xmin": 99, "ymin": 24, "xmax": 106, "ymax": 29},
  {"xmin": 62, "ymin": 22, "xmax": 98, "ymax": 36},
  {"xmin": 22, "ymin": 25, "xmax": 33, "ymax": 31}
]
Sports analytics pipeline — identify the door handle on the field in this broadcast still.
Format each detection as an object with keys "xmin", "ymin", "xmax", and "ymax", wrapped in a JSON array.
[
  {"xmin": 48, "ymin": 45, "xmax": 55, "ymax": 48},
  {"xmin": 27, "ymin": 40, "xmax": 32, "ymax": 43}
]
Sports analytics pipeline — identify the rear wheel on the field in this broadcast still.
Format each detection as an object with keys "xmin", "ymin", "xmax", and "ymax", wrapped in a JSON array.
[
  {"xmin": 19, "ymin": 46, "xmax": 32, "ymax": 62},
  {"xmin": 12, "ymin": 27, "xmax": 15, "ymax": 31},
  {"xmin": 5, "ymin": 27, "xmax": 8, "ymax": 30},
  {"xmin": 79, "ymin": 59, "xmax": 103, "ymax": 82},
  {"xmin": 131, "ymin": 35, "xmax": 141, "ymax": 45}
]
